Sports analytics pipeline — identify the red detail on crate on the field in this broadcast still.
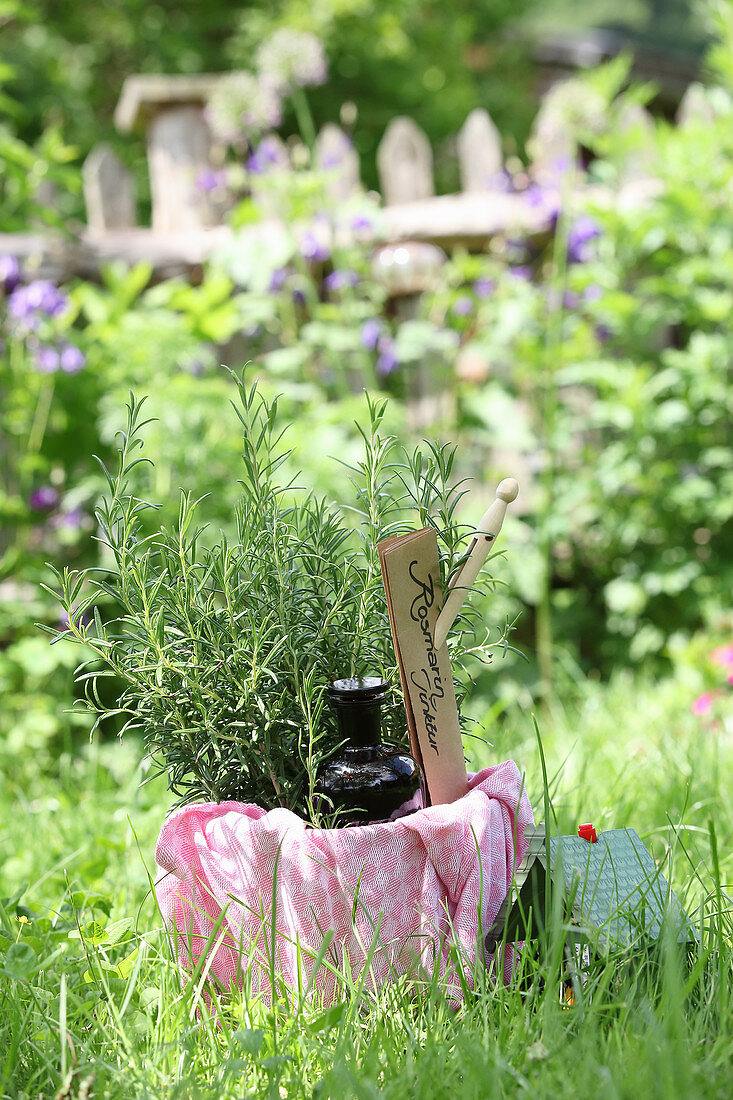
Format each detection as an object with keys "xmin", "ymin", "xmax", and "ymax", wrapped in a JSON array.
[{"xmin": 578, "ymin": 822, "xmax": 598, "ymax": 843}]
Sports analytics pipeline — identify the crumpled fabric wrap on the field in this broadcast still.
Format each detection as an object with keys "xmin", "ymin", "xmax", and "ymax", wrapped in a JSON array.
[{"xmin": 155, "ymin": 762, "xmax": 533, "ymax": 1004}]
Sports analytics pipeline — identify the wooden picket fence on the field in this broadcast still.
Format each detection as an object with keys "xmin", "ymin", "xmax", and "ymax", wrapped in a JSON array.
[{"xmin": 0, "ymin": 72, "xmax": 714, "ymax": 284}]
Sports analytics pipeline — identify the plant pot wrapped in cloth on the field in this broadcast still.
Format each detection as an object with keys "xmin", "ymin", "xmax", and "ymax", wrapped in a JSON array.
[{"xmin": 155, "ymin": 763, "xmax": 533, "ymax": 1005}]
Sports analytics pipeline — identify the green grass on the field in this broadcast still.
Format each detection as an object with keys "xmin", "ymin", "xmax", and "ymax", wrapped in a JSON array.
[{"xmin": 1, "ymin": 670, "xmax": 732, "ymax": 1099}]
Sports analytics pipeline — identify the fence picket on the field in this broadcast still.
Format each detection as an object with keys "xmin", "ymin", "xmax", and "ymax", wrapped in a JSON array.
[
  {"xmin": 457, "ymin": 108, "xmax": 503, "ymax": 191},
  {"xmin": 83, "ymin": 145, "xmax": 136, "ymax": 232},
  {"xmin": 315, "ymin": 124, "xmax": 361, "ymax": 201},
  {"xmin": 377, "ymin": 117, "xmax": 434, "ymax": 205}
]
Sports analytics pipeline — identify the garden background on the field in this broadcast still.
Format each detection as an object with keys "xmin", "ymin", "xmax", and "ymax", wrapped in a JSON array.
[{"xmin": 1, "ymin": 1, "xmax": 733, "ymax": 1097}]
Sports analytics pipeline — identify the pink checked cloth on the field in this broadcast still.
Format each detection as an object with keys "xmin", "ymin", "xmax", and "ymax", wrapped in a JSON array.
[{"xmin": 155, "ymin": 762, "xmax": 533, "ymax": 1004}]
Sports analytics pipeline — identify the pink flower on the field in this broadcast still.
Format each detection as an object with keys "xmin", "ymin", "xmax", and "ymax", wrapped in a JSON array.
[
  {"xmin": 691, "ymin": 693, "xmax": 713, "ymax": 716},
  {"xmin": 711, "ymin": 644, "xmax": 733, "ymax": 668}
]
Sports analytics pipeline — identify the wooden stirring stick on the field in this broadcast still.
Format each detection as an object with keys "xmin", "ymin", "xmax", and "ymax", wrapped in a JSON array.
[{"xmin": 433, "ymin": 478, "xmax": 519, "ymax": 650}]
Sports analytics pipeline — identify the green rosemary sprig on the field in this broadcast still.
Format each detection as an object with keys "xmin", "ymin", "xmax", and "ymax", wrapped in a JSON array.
[{"xmin": 43, "ymin": 376, "xmax": 511, "ymax": 815}]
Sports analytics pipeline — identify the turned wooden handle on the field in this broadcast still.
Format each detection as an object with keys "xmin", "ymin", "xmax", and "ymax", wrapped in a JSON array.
[{"xmin": 433, "ymin": 478, "xmax": 519, "ymax": 650}]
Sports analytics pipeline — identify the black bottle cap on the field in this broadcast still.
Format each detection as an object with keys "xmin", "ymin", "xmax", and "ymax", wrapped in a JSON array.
[{"xmin": 328, "ymin": 677, "xmax": 388, "ymax": 706}]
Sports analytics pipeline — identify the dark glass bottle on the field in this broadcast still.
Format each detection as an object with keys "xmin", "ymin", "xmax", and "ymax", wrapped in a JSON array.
[{"xmin": 313, "ymin": 677, "xmax": 422, "ymax": 826}]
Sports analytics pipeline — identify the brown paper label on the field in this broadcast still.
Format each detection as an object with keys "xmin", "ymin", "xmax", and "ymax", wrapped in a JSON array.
[{"xmin": 378, "ymin": 529, "xmax": 468, "ymax": 807}]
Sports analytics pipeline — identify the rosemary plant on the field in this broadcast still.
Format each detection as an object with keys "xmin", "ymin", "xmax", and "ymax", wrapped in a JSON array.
[{"xmin": 45, "ymin": 376, "xmax": 506, "ymax": 815}]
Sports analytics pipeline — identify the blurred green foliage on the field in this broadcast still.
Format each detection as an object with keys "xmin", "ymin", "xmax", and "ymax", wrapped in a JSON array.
[
  {"xmin": 0, "ymin": 123, "xmax": 79, "ymax": 232},
  {"xmin": 527, "ymin": 0, "xmax": 708, "ymax": 56},
  {"xmin": 1, "ymin": 660, "xmax": 732, "ymax": 1098},
  {"xmin": 1, "ymin": 0, "xmax": 535, "ymax": 197},
  {"xmin": 227, "ymin": 0, "xmax": 536, "ymax": 189},
  {"xmin": 4, "ymin": 11, "xmax": 733, "ymax": 755},
  {"xmin": 4, "ymin": 13, "xmax": 733, "ymax": 1090},
  {"xmin": 406, "ymin": 64, "xmax": 733, "ymax": 678}
]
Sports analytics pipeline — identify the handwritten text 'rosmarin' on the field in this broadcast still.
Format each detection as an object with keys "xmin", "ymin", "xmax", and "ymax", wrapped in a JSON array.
[{"xmin": 408, "ymin": 559, "xmax": 444, "ymax": 755}]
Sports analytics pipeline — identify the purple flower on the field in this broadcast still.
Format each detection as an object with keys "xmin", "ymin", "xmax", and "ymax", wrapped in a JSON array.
[
  {"xmin": 473, "ymin": 278, "xmax": 494, "ymax": 299},
  {"xmin": 292, "ymin": 286, "xmax": 307, "ymax": 307},
  {"xmin": 508, "ymin": 265, "xmax": 532, "ymax": 281},
  {"xmin": 584, "ymin": 284, "xmax": 603, "ymax": 302},
  {"xmin": 299, "ymin": 230, "xmax": 330, "ymax": 263},
  {"xmin": 487, "ymin": 169, "xmax": 514, "ymax": 192},
  {"xmin": 29, "ymin": 486, "xmax": 59, "ymax": 511},
  {"xmin": 60, "ymin": 343, "xmax": 85, "ymax": 374},
  {"xmin": 506, "ymin": 237, "xmax": 530, "ymax": 263},
  {"xmin": 595, "ymin": 323, "xmax": 611, "ymax": 343},
  {"xmin": 567, "ymin": 215, "xmax": 601, "ymax": 264},
  {"xmin": 376, "ymin": 336, "xmax": 399, "ymax": 376},
  {"xmin": 49, "ymin": 507, "xmax": 84, "ymax": 531},
  {"xmin": 524, "ymin": 184, "xmax": 561, "ymax": 225},
  {"xmin": 452, "ymin": 295, "xmax": 474, "ymax": 317},
  {"xmin": 548, "ymin": 287, "xmax": 586, "ymax": 310},
  {"xmin": 0, "ymin": 255, "xmax": 20, "ymax": 293},
  {"xmin": 256, "ymin": 29, "xmax": 328, "ymax": 91},
  {"xmin": 9, "ymin": 280, "xmax": 67, "ymax": 328},
  {"xmin": 321, "ymin": 133, "xmax": 353, "ymax": 169},
  {"xmin": 196, "ymin": 168, "xmax": 226, "ymax": 193},
  {"xmin": 360, "ymin": 318, "xmax": 383, "ymax": 350},
  {"xmin": 324, "ymin": 268, "xmax": 358, "ymax": 293},
  {"xmin": 268, "ymin": 267, "xmax": 289, "ymax": 292},
  {"xmin": 524, "ymin": 184, "xmax": 546, "ymax": 208},
  {"xmin": 247, "ymin": 136, "xmax": 287, "ymax": 174},
  {"xmin": 350, "ymin": 212, "xmax": 373, "ymax": 234},
  {"xmin": 552, "ymin": 155, "xmax": 573, "ymax": 179},
  {"xmin": 35, "ymin": 344, "xmax": 60, "ymax": 372},
  {"xmin": 23, "ymin": 280, "xmax": 66, "ymax": 315}
]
